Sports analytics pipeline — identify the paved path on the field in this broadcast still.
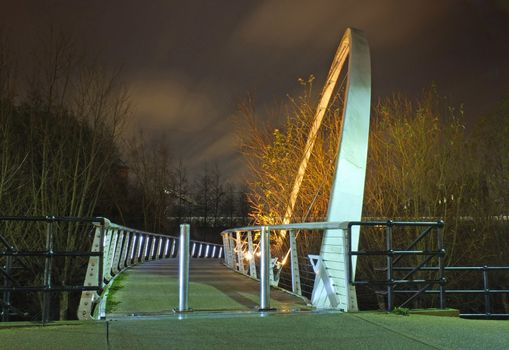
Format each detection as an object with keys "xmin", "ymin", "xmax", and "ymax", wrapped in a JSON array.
[
  {"xmin": 107, "ymin": 258, "xmax": 309, "ymax": 316},
  {"xmin": 2, "ymin": 312, "xmax": 508, "ymax": 349},
  {"xmin": 2, "ymin": 259, "xmax": 508, "ymax": 349}
]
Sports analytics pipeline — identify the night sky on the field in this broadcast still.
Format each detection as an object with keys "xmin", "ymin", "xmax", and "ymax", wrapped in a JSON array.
[{"xmin": 2, "ymin": 0, "xmax": 509, "ymax": 181}]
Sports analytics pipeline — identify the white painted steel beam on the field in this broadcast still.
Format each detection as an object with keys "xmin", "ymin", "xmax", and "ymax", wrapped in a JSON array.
[{"xmin": 313, "ymin": 28, "xmax": 371, "ymax": 311}]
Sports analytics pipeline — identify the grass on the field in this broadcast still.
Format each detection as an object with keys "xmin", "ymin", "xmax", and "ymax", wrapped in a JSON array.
[
  {"xmin": 391, "ymin": 307, "xmax": 410, "ymax": 316},
  {"xmin": 105, "ymin": 272, "xmax": 128, "ymax": 313}
]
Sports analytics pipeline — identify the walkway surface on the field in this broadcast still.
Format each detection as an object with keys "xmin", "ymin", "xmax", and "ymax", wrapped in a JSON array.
[
  {"xmin": 1, "ymin": 259, "xmax": 508, "ymax": 349},
  {"xmin": 2, "ymin": 312, "xmax": 509, "ymax": 349},
  {"xmin": 107, "ymin": 258, "xmax": 309, "ymax": 315}
]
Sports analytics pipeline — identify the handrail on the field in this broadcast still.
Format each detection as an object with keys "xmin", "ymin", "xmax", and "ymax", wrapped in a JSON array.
[
  {"xmin": 222, "ymin": 220, "xmax": 443, "ymax": 234},
  {"xmin": 220, "ymin": 220, "xmax": 448, "ymax": 312},
  {"xmin": 220, "ymin": 220, "xmax": 355, "ymax": 311},
  {"xmin": 221, "ymin": 221, "xmax": 348, "ymax": 233}
]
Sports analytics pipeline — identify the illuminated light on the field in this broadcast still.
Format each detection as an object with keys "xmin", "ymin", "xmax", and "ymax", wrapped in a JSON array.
[
  {"xmin": 245, "ymin": 252, "xmax": 253, "ymax": 260},
  {"xmin": 256, "ymin": 252, "xmax": 261, "ymax": 257}
]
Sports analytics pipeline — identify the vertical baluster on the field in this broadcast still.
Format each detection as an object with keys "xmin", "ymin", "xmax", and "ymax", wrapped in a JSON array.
[
  {"xmin": 228, "ymin": 233, "xmax": 235, "ymax": 268},
  {"xmin": 289, "ymin": 229, "xmax": 301, "ymax": 295},
  {"xmin": 132, "ymin": 233, "xmax": 140, "ymax": 265},
  {"xmin": 146, "ymin": 236, "xmax": 153, "ymax": 261},
  {"xmin": 141, "ymin": 235, "xmax": 149, "ymax": 261},
  {"xmin": 170, "ymin": 239, "xmax": 177, "ymax": 258},
  {"xmin": 157, "ymin": 238, "xmax": 163, "ymax": 259},
  {"xmin": 221, "ymin": 233, "xmax": 229, "ymax": 265},
  {"xmin": 247, "ymin": 231, "xmax": 257, "ymax": 279},
  {"xmin": 163, "ymin": 238, "xmax": 170, "ymax": 258},
  {"xmin": 122, "ymin": 231, "xmax": 132, "ymax": 268},
  {"xmin": 111, "ymin": 230, "xmax": 125, "ymax": 275},
  {"xmin": 197, "ymin": 243, "xmax": 203, "ymax": 258},
  {"xmin": 236, "ymin": 232, "xmax": 245, "ymax": 273},
  {"xmin": 104, "ymin": 229, "xmax": 118, "ymax": 282}
]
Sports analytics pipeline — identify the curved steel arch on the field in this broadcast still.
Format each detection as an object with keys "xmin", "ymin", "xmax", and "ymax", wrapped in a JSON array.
[{"xmin": 284, "ymin": 28, "xmax": 371, "ymax": 310}]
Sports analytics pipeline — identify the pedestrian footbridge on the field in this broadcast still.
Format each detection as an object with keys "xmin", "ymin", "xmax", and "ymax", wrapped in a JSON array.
[{"xmin": 2, "ymin": 27, "xmax": 508, "ymax": 328}]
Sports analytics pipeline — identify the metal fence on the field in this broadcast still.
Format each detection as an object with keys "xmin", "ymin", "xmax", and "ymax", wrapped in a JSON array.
[
  {"xmin": 221, "ymin": 220, "xmax": 509, "ymax": 318},
  {"xmin": 0, "ymin": 216, "xmax": 223, "ymax": 322},
  {"xmin": 390, "ymin": 266, "xmax": 509, "ymax": 318},
  {"xmin": 348, "ymin": 221, "xmax": 509, "ymax": 318},
  {"xmin": 348, "ymin": 221, "xmax": 446, "ymax": 311}
]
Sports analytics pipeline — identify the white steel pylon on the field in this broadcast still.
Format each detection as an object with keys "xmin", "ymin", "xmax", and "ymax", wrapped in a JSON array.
[{"xmin": 284, "ymin": 28, "xmax": 371, "ymax": 311}]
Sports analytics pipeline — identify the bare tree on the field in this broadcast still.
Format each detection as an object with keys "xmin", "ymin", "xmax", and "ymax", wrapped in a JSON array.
[{"xmin": 127, "ymin": 131, "xmax": 173, "ymax": 233}]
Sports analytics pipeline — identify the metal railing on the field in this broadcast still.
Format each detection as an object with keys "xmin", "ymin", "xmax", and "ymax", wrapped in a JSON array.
[
  {"xmin": 390, "ymin": 266, "xmax": 509, "ymax": 318},
  {"xmin": 79, "ymin": 219, "xmax": 223, "ymax": 319},
  {"xmin": 0, "ymin": 216, "xmax": 105, "ymax": 323},
  {"xmin": 222, "ymin": 219, "xmax": 509, "ymax": 317},
  {"xmin": 348, "ymin": 221, "xmax": 509, "ymax": 318},
  {"xmin": 0, "ymin": 216, "xmax": 223, "ymax": 322},
  {"xmin": 221, "ymin": 221, "xmax": 353, "ymax": 311},
  {"xmin": 348, "ymin": 220, "xmax": 446, "ymax": 311}
]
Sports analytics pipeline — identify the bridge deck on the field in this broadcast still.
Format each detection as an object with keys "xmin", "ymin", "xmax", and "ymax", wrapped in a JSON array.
[{"xmin": 107, "ymin": 258, "xmax": 309, "ymax": 316}]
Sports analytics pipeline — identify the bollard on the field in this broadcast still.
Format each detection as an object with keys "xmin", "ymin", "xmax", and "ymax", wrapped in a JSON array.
[
  {"xmin": 259, "ymin": 226, "xmax": 271, "ymax": 311},
  {"xmin": 177, "ymin": 224, "xmax": 191, "ymax": 312}
]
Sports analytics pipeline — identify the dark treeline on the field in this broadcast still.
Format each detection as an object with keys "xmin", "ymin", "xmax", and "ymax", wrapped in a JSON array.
[
  {"xmin": 0, "ymin": 32, "xmax": 248, "ymax": 321},
  {"xmin": 238, "ymin": 80, "xmax": 509, "ymax": 314},
  {"xmin": 0, "ymin": 31, "xmax": 249, "ymax": 232}
]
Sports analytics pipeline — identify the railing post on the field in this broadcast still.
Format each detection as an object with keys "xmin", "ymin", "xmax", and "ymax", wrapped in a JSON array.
[
  {"xmin": 386, "ymin": 221, "xmax": 394, "ymax": 312},
  {"xmin": 177, "ymin": 224, "xmax": 191, "ymax": 312},
  {"xmin": 289, "ymin": 229, "xmax": 302, "ymax": 295},
  {"xmin": 437, "ymin": 221, "xmax": 446, "ymax": 309},
  {"xmin": 78, "ymin": 222, "xmax": 105, "ymax": 320},
  {"xmin": 483, "ymin": 266, "xmax": 491, "ymax": 317},
  {"xmin": 259, "ymin": 226, "xmax": 272, "ymax": 311},
  {"xmin": 2, "ymin": 254, "xmax": 12, "ymax": 321},
  {"xmin": 42, "ymin": 219, "xmax": 54, "ymax": 323}
]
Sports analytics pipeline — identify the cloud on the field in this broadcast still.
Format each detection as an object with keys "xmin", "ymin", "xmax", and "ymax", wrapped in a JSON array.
[
  {"xmin": 127, "ymin": 74, "xmax": 245, "ymax": 178},
  {"xmin": 232, "ymin": 0, "xmax": 452, "ymax": 49},
  {"xmin": 129, "ymin": 75, "xmax": 217, "ymax": 132}
]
